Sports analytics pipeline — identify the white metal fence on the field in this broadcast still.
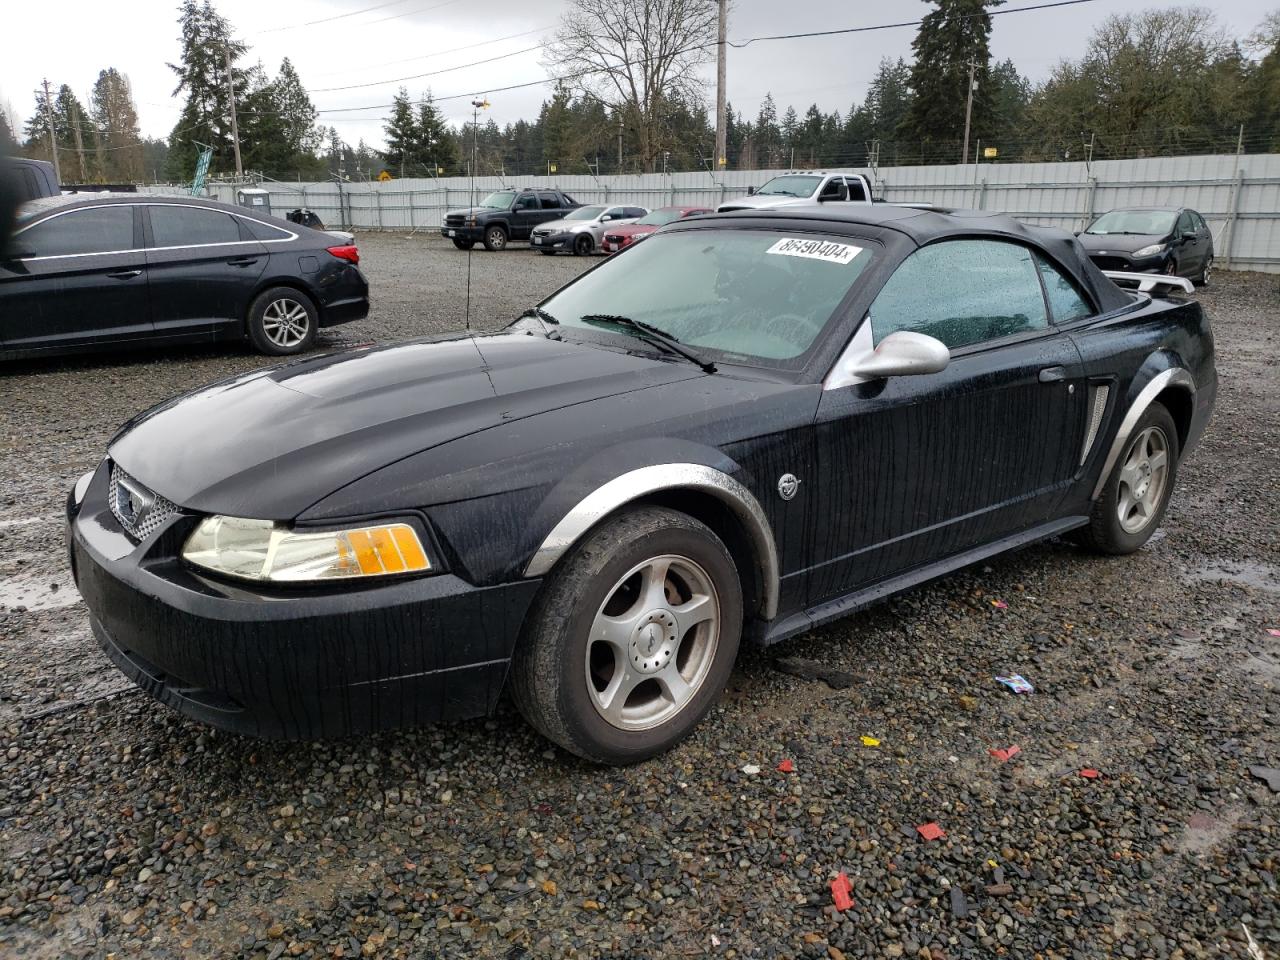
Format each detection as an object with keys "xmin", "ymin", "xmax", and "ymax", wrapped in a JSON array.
[{"xmin": 142, "ymin": 153, "xmax": 1280, "ymax": 272}]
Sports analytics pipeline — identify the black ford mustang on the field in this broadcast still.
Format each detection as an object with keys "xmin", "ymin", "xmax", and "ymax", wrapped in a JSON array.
[{"xmin": 66, "ymin": 205, "xmax": 1216, "ymax": 764}]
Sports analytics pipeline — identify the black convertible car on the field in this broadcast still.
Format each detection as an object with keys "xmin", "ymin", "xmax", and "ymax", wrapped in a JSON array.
[
  {"xmin": 1, "ymin": 194, "xmax": 369, "ymax": 359},
  {"xmin": 67, "ymin": 205, "xmax": 1216, "ymax": 764}
]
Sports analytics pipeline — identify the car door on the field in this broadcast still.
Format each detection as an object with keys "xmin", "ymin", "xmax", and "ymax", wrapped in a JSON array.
[
  {"xmin": 0, "ymin": 203, "xmax": 151, "ymax": 353},
  {"xmin": 1189, "ymin": 211, "xmax": 1212, "ymax": 269},
  {"xmin": 806, "ymin": 237, "xmax": 1087, "ymax": 605},
  {"xmin": 510, "ymin": 193, "xmax": 541, "ymax": 240},
  {"xmin": 143, "ymin": 204, "xmax": 268, "ymax": 337},
  {"xmin": 537, "ymin": 192, "xmax": 567, "ymax": 229}
]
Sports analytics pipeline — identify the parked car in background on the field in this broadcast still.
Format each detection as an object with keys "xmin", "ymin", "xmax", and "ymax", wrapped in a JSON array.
[
  {"xmin": 6, "ymin": 158, "xmax": 60, "ymax": 203},
  {"xmin": 442, "ymin": 188, "xmax": 581, "ymax": 251},
  {"xmin": 601, "ymin": 205, "xmax": 712, "ymax": 253},
  {"xmin": 68, "ymin": 204, "xmax": 1214, "ymax": 764},
  {"xmin": 531, "ymin": 204, "xmax": 648, "ymax": 255},
  {"xmin": 1077, "ymin": 206, "xmax": 1214, "ymax": 286},
  {"xmin": 1, "ymin": 194, "xmax": 368, "ymax": 359},
  {"xmin": 716, "ymin": 171, "xmax": 873, "ymax": 212}
]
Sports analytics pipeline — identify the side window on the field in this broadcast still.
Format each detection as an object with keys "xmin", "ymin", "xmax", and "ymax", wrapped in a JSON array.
[
  {"xmin": 846, "ymin": 178, "xmax": 868, "ymax": 202},
  {"xmin": 150, "ymin": 206, "xmax": 242, "ymax": 247},
  {"xmin": 869, "ymin": 239, "xmax": 1048, "ymax": 350},
  {"xmin": 1175, "ymin": 211, "xmax": 1193, "ymax": 236},
  {"xmin": 1033, "ymin": 252, "xmax": 1093, "ymax": 324},
  {"xmin": 1194, "ymin": 212, "xmax": 1208, "ymax": 232},
  {"xmin": 818, "ymin": 179, "xmax": 847, "ymax": 201},
  {"xmin": 240, "ymin": 218, "xmax": 293, "ymax": 241},
  {"xmin": 538, "ymin": 192, "xmax": 561, "ymax": 210},
  {"xmin": 516, "ymin": 194, "xmax": 539, "ymax": 211},
  {"xmin": 19, "ymin": 206, "xmax": 135, "ymax": 257},
  {"xmin": 628, "ymin": 207, "xmax": 646, "ymax": 219}
]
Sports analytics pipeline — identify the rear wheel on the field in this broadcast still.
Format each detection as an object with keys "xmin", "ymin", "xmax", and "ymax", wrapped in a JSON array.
[
  {"xmin": 483, "ymin": 225, "xmax": 508, "ymax": 252},
  {"xmin": 573, "ymin": 233, "xmax": 593, "ymax": 256},
  {"xmin": 511, "ymin": 507, "xmax": 743, "ymax": 765},
  {"xmin": 1197, "ymin": 255, "xmax": 1213, "ymax": 287},
  {"xmin": 451, "ymin": 238, "xmax": 474, "ymax": 250},
  {"xmin": 247, "ymin": 287, "xmax": 318, "ymax": 356},
  {"xmin": 1077, "ymin": 402, "xmax": 1179, "ymax": 555}
]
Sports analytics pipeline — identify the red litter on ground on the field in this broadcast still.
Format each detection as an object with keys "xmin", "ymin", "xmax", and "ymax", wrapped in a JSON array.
[
  {"xmin": 1267, "ymin": 628, "xmax": 1280, "ymax": 638},
  {"xmin": 990, "ymin": 599, "xmax": 1009, "ymax": 609},
  {"xmin": 777, "ymin": 758, "xmax": 795, "ymax": 773},
  {"xmin": 989, "ymin": 745, "xmax": 1021, "ymax": 762},
  {"xmin": 830, "ymin": 872, "xmax": 854, "ymax": 911},
  {"xmin": 1079, "ymin": 768, "xmax": 1101, "ymax": 779},
  {"xmin": 916, "ymin": 822, "xmax": 946, "ymax": 841}
]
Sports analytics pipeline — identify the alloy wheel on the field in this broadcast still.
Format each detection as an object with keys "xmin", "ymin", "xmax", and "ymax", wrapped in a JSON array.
[
  {"xmin": 1116, "ymin": 425, "xmax": 1170, "ymax": 534},
  {"xmin": 261, "ymin": 298, "xmax": 310, "ymax": 348},
  {"xmin": 1202, "ymin": 256, "xmax": 1213, "ymax": 285},
  {"xmin": 585, "ymin": 554, "xmax": 720, "ymax": 731}
]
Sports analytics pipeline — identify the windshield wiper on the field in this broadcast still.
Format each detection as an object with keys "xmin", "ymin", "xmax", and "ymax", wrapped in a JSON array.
[
  {"xmin": 579, "ymin": 314, "xmax": 716, "ymax": 373},
  {"xmin": 515, "ymin": 307, "xmax": 561, "ymax": 338}
]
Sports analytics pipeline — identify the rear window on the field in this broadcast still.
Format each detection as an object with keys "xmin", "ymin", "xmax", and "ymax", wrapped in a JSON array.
[
  {"xmin": 542, "ymin": 230, "xmax": 874, "ymax": 368},
  {"xmin": 150, "ymin": 206, "xmax": 242, "ymax": 247},
  {"xmin": 241, "ymin": 218, "xmax": 294, "ymax": 241}
]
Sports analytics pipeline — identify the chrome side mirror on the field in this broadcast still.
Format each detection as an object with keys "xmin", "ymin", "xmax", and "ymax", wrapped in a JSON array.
[{"xmin": 848, "ymin": 331, "xmax": 950, "ymax": 380}]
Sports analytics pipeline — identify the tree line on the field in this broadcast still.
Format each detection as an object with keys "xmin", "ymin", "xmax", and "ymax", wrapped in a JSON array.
[{"xmin": 4, "ymin": 0, "xmax": 1278, "ymax": 185}]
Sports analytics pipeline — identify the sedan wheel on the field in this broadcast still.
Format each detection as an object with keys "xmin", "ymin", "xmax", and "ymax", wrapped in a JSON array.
[
  {"xmin": 1115, "ymin": 426, "xmax": 1170, "ymax": 534},
  {"xmin": 511, "ymin": 506, "xmax": 742, "ymax": 764},
  {"xmin": 247, "ymin": 286, "xmax": 318, "ymax": 356},
  {"xmin": 1163, "ymin": 258, "xmax": 1179, "ymax": 276},
  {"xmin": 1199, "ymin": 255, "xmax": 1213, "ymax": 287},
  {"xmin": 573, "ymin": 233, "xmax": 593, "ymax": 256}
]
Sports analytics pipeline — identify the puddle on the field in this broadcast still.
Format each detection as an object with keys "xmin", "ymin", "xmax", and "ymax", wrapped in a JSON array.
[
  {"xmin": 0, "ymin": 571, "xmax": 81, "ymax": 611},
  {"xmin": 1183, "ymin": 560, "xmax": 1280, "ymax": 594},
  {"xmin": 0, "ymin": 514, "xmax": 62, "ymax": 529}
]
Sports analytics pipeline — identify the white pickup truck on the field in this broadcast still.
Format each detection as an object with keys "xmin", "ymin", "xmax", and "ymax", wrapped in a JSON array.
[{"xmin": 717, "ymin": 171, "xmax": 874, "ymax": 213}]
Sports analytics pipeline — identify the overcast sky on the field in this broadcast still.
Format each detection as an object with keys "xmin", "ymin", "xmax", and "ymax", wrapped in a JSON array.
[{"xmin": 2, "ymin": 0, "xmax": 1273, "ymax": 152}]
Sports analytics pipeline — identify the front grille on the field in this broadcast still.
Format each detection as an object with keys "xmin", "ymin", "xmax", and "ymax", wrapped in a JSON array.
[
  {"xmin": 605, "ymin": 234, "xmax": 624, "ymax": 244},
  {"xmin": 444, "ymin": 215, "xmax": 466, "ymax": 227},
  {"xmin": 532, "ymin": 228, "xmax": 551, "ymax": 238},
  {"xmin": 108, "ymin": 465, "xmax": 180, "ymax": 542},
  {"xmin": 1090, "ymin": 255, "xmax": 1130, "ymax": 272}
]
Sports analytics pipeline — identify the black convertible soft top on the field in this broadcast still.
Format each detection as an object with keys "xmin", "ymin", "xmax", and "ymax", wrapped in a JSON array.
[{"xmin": 696, "ymin": 204, "xmax": 1135, "ymax": 315}]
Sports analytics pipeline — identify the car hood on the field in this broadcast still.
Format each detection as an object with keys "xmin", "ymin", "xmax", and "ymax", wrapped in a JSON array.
[
  {"xmin": 536, "ymin": 217, "xmax": 592, "ymax": 233},
  {"xmin": 606, "ymin": 223, "xmax": 657, "ymax": 238},
  {"xmin": 109, "ymin": 334, "xmax": 704, "ymax": 520},
  {"xmin": 446, "ymin": 206, "xmax": 505, "ymax": 218},
  {"xmin": 1077, "ymin": 232, "xmax": 1168, "ymax": 254},
  {"xmin": 717, "ymin": 194, "xmax": 808, "ymax": 211}
]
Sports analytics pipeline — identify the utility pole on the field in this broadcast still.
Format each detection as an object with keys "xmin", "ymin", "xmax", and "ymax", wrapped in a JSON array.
[
  {"xmin": 617, "ymin": 115, "xmax": 623, "ymax": 171},
  {"xmin": 714, "ymin": 0, "xmax": 727, "ymax": 172},
  {"xmin": 41, "ymin": 79, "xmax": 62, "ymax": 184},
  {"xmin": 961, "ymin": 58, "xmax": 976, "ymax": 165},
  {"xmin": 223, "ymin": 44, "xmax": 243, "ymax": 177}
]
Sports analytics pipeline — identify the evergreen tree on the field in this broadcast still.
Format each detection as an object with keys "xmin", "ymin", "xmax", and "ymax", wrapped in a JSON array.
[
  {"xmin": 383, "ymin": 87, "xmax": 419, "ymax": 175},
  {"xmin": 91, "ymin": 68, "xmax": 144, "ymax": 182},
  {"xmin": 417, "ymin": 93, "xmax": 457, "ymax": 175},
  {"xmin": 898, "ymin": 0, "xmax": 1004, "ymax": 161},
  {"xmin": 166, "ymin": 0, "xmax": 249, "ymax": 180},
  {"xmin": 0, "ymin": 109, "xmax": 14, "ymax": 151},
  {"xmin": 755, "ymin": 94, "xmax": 780, "ymax": 167},
  {"xmin": 780, "ymin": 105, "xmax": 799, "ymax": 155}
]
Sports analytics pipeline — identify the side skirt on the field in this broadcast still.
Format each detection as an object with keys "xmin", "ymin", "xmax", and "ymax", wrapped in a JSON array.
[{"xmin": 759, "ymin": 515, "xmax": 1089, "ymax": 646}]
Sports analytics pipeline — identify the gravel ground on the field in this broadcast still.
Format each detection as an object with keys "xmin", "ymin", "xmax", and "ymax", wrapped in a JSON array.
[{"xmin": 0, "ymin": 234, "xmax": 1277, "ymax": 959}]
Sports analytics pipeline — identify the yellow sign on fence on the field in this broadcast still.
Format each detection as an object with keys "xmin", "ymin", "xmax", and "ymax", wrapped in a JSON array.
[
  {"xmin": 378, "ymin": 170, "xmax": 392, "ymax": 181},
  {"xmin": 983, "ymin": 147, "xmax": 999, "ymax": 159}
]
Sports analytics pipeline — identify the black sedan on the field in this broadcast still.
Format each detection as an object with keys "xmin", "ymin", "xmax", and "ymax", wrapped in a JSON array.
[
  {"xmin": 1, "ymin": 194, "xmax": 369, "ymax": 359},
  {"xmin": 1077, "ymin": 206, "xmax": 1214, "ymax": 285},
  {"xmin": 67, "ymin": 205, "xmax": 1216, "ymax": 764}
]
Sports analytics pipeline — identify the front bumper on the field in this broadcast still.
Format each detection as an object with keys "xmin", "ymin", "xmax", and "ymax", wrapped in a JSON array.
[
  {"xmin": 1087, "ymin": 252, "xmax": 1168, "ymax": 274},
  {"xmin": 531, "ymin": 231, "xmax": 575, "ymax": 250},
  {"xmin": 66, "ymin": 464, "xmax": 540, "ymax": 739},
  {"xmin": 441, "ymin": 224, "xmax": 483, "ymax": 241}
]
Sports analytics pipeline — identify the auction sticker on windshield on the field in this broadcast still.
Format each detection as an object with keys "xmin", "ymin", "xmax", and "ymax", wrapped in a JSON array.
[{"xmin": 766, "ymin": 237, "xmax": 863, "ymax": 265}]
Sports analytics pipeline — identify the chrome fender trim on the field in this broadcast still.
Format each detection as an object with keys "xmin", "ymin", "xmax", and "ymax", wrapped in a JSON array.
[
  {"xmin": 523, "ymin": 463, "xmax": 780, "ymax": 620},
  {"xmin": 1091, "ymin": 367, "xmax": 1195, "ymax": 500}
]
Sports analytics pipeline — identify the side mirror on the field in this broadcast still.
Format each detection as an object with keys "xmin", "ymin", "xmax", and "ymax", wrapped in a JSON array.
[
  {"xmin": 746, "ymin": 186, "xmax": 756, "ymax": 196},
  {"xmin": 818, "ymin": 185, "xmax": 847, "ymax": 203},
  {"xmin": 1073, "ymin": 229, "xmax": 1082, "ymax": 237},
  {"xmin": 1181, "ymin": 230, "xmax": 1196, "ymax": 241},
  {"xmin": 849, "ymin": 331, "xmax": 950, "ymax": 379}
]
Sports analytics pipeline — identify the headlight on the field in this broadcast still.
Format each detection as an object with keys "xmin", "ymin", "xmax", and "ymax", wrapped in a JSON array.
[
  {"xmin": 183, "ymin": 516, "xmax": 432, "ymax": 583},
  {"xmin": 467, "ymin": 217, "xmax": 477, "ymax": 226},
  {"xmin": 1133, "ymin": 244, "xmax": 1167, "ymax": 257}
]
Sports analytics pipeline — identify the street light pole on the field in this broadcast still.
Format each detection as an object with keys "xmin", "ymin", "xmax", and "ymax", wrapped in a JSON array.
[
  {"xmin": 961, "ymin": 58, "xmax": 976, "ymax": 165},
  {"xmin": 224, "ymin": 44, "xmax": 243, "ymax": 177},
  {"xmin": 715, "ymin": 0, "xmax": 727, "ymax": 172},
  {"xmin": 40, "ymin": 79, "xmax": 62, "ymax": 184}
]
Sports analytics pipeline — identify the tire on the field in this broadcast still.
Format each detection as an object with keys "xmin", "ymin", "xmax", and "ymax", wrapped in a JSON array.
[
  {"xmin": 510, "ymin": 507, "xmax": 743, "ymax": 765},
  {"xmin": 246, "ymin": 287, "xmax": 318, "ymax": 356},
  {"xmin": 483, "ymin": 225, "xmax": 508, "ymax": 252},
  {"xmin": 1197, "ymin": 255, "xmax": 1212, "ymax": 287},
  {"xmin": 451, "ymin": 238, "xmax": 474, "ymax": 250},
  {"xmin": 573, "ymin": 233, "xmax": 593, "ymax": 256},
  {"xmin": 1077, "ymin": 401, "xmax": 1180, "ymax": 555},
  {"xmin": 1163, "ymin": 257, "xmax": 1179, "ymax": 276}
]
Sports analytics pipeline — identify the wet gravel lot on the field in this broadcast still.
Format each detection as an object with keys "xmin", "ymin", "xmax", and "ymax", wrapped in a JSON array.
[{"xmin": 1, "ymin": 234, "xmax": 1277, "ymax": 959}]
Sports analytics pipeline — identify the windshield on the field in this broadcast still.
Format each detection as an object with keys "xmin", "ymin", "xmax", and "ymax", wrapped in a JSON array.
[
  {"xmin": 540, "ymin": 230, "xmax": 874, "ymax": 367},
  {"xmin": 1086, "ymin": 210, "xmax": 1177, "ymax": 236},
  {"xmin": 479, "ymin": 190, "xmax": 516, "ymax": 209},
  {"xmin": 755, "ymin": 175, "xmax": 822, "ymax": 198},
  {"xmin": 564, "ymin": 205, "xmax": 606, "ymax": 221},
  {"xmin": 635, "ymin": 208, "xmax": 688, "ymax": 227}
]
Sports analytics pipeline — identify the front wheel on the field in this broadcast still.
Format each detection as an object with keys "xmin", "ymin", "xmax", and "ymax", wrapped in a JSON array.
[
  {"xmin": 451, "ymin": 237, "xmax": 474, "ymax": 250},
  {"xmin": 510, "ymin": 507, "xmax": 743, "ymax": 765},
  {"xmin": 247, "ymin": 287, "xmax": 318, "ymax": 356},
  {"xmin": 483, "ymin": 225, "xmax": 508, "ymax": 252},
  {"xmin": 1078, "ymin": 401, "xmax": 1179, "ymax": 554},
  {"xmin": 573, "ymin": 233, "xmax": 593, "ymax": 256}
]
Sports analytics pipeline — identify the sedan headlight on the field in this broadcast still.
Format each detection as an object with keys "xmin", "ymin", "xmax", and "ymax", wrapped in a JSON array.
[
  {"xmin": 183, "ymin": 516, "xmax": 432, "ymax": 583},
  {"xmin": 1133, "ymin": 243, "xmax": 1167, "ymax": 257}
]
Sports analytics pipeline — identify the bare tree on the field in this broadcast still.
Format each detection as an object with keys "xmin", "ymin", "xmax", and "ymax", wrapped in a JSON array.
[{"xmin": 545, "ymin": 0, "xmax": 718, "ymax": 172}]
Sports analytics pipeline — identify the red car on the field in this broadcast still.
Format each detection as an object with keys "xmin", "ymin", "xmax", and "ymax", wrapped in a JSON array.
[{"xmin": 600, "ymin": 205, "xmax": 712, "ymax": 253}]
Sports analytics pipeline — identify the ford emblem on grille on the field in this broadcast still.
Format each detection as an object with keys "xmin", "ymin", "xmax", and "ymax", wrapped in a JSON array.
[
  {"xmin": 109, "ymin": 466, "xmax": 180, "ymax": 541},
  {"xmin": 114, "ymin": 474, "xmax": 155, "ymax": 529}
]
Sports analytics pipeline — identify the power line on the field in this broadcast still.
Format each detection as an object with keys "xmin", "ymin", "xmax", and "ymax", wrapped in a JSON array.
[
  {"xmin": 311, "ymin": 45, "xmax": 544, "ymax": 93},
  {"xmin": 255, "ymin": 0, "xmax": 466, "ymax": 35},
  {"xmin": 307, "ymin": 25, "xmax": 553, "ymax": 79}
]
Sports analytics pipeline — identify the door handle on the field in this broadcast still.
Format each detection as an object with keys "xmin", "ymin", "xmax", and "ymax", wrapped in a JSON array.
[
  {"xmin": 1039, "ymin": 366, "xmax": 1067, "ymax": 383},
  {"xmin": 106, "ymin": 269, "xmax": 142, "ymax": 280},
  {"xmin": 227, "ymin": 257, "xmax": 259, "ymax": 267}
]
